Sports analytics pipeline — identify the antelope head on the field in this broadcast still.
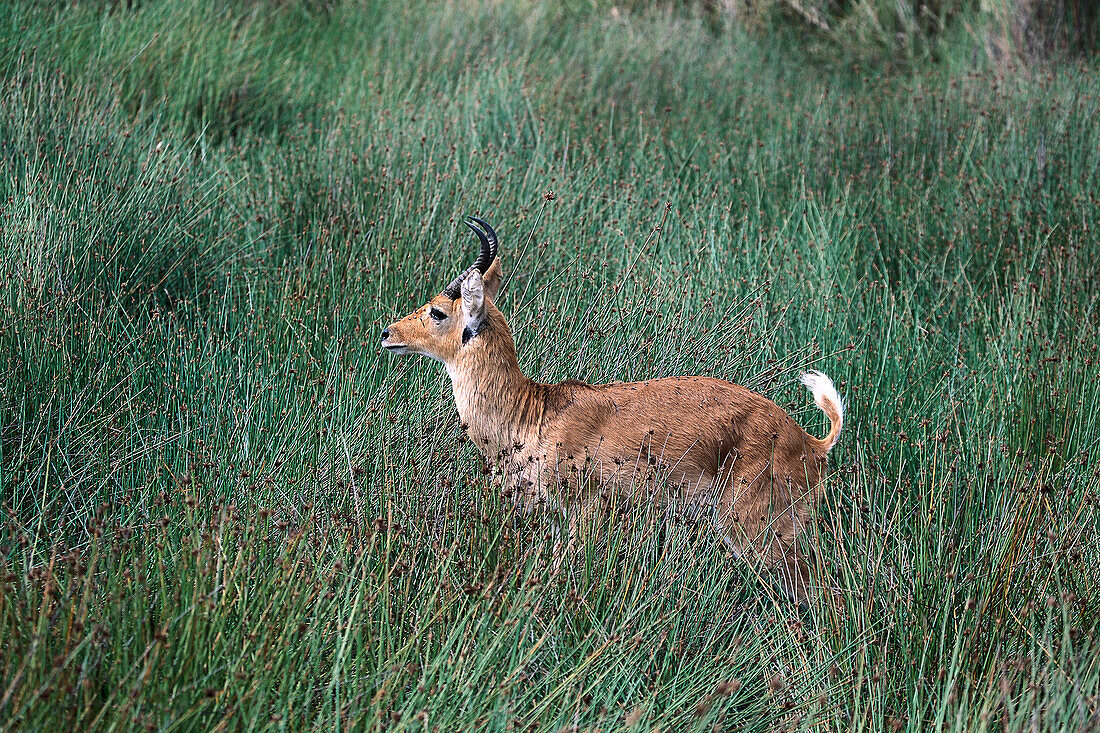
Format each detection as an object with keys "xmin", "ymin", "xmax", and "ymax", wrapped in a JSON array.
[{"xmin": 380, "ymin": 217, "xmax": 505, "ymax": 369}]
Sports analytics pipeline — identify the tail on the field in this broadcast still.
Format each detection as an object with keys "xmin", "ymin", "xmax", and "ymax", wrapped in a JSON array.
[{"xmin": 799, "ymin": 370, "xmax": 844, "ymax": 452}]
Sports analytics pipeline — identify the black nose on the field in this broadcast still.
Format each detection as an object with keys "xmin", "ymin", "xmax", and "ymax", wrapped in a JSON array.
[{"xmin": 381, "ymin": 328, "xmax": 390, "ymax": 340}]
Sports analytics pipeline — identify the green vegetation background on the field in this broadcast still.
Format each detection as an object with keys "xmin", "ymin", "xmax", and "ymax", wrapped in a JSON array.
[{"xmin": 1, "ymin": 1, "xmax": 1097, "ymax": 730}]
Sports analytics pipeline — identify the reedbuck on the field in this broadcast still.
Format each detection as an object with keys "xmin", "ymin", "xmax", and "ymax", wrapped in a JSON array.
[{"xmin": 381, "ymin": 217, "xmax": 843, "ymax": 601}]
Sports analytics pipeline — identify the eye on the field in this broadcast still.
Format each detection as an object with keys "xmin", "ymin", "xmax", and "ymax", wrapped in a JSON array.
[{"xmin": 429, "ymin": 307, "xmax": 446, "ymax": 322}]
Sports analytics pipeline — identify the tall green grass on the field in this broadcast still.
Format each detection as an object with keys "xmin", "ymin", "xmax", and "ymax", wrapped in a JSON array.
[{"xmin": 1, "ymin": 1, "xmax": 1098, "ymax": 730}]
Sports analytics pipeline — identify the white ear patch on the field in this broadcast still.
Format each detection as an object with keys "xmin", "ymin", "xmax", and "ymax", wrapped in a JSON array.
[{"xmin": 461, "ymin": 270, "xmax": 485, "ymax": 339}]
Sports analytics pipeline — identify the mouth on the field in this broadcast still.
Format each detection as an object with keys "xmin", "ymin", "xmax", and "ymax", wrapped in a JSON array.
[{"xmin": 382, "ymin": 342, "xmax": 409, "ymax": 353}]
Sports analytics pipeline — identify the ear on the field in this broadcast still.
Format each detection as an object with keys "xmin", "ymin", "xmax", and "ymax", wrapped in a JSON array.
[
  {"xmin": 461, "ymin": 270, "xmax": 486, "ymax": 341},
  {"xmin": 482, "ymin": 256, "xmax": 503, "ymax": 302}
]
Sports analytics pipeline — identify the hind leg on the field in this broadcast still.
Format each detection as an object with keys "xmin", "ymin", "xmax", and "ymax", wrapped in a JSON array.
[
  {"xmin": 774, "ymin": 547, "xmax": 811, "ymax": 604},
  {"xmin": 715, "ymin": 467, "xmax": 818, "ymax": 604}
]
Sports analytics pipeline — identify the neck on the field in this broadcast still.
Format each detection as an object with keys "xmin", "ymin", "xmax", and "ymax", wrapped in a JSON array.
[{"xmin": 444, "ymin": 316, "xmax": 542, "ymax": 458}]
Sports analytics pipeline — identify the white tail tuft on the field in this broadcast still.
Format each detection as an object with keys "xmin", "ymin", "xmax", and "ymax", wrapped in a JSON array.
[{"xmin": 799, "ymin": 370, "xmax": 844, "ymax": 451}]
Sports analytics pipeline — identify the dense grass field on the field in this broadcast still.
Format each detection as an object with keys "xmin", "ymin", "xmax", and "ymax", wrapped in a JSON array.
[{"xmin": 2, "ymin": 1, "xmax": 1099, "ymax": 730}]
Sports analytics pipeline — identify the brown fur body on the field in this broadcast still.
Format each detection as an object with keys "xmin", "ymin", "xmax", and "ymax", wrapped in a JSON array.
[{"xmin": 382, "ymin": 229, "xmax": 842, "ymax": 601}]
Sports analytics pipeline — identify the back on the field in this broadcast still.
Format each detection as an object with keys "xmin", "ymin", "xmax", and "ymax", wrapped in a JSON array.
[{"xmin": 540, "ymin": 376, "xmax": 823, "ymax": 498}]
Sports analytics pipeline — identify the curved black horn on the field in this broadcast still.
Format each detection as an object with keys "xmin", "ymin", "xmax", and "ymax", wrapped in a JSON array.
[
  {"xmin": 442, "ymin": 217, "xmax": 499, "ymax": 299},
  {"xmin": 466, "ymin": 216, "xmax": 498, "ymax": 270}
]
